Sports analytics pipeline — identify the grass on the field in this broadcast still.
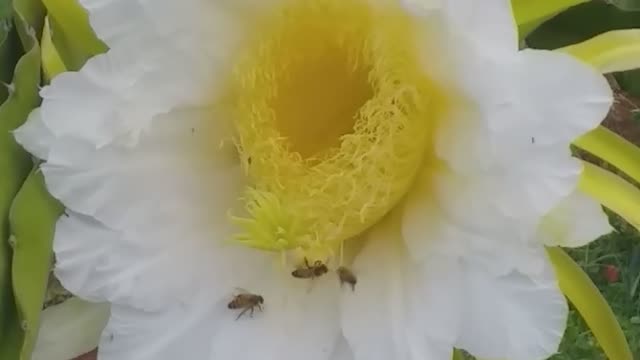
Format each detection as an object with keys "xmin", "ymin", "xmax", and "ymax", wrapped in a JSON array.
[{"xmin": 552, "ymin": 213, "xmax": 640, "ymax": 359}]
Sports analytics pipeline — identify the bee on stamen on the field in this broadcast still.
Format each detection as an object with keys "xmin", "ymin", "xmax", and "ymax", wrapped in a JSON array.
[
  {"xmin": 291, "ymin": 257, "xmax": 328, "ymax": 280},
  {"xmin": 227, "ymin": 289, "xmax": 264, "ymax": 320},
  {"xmin": 336, "ymin": 266, "xmax": 357, "ymax": 291}
]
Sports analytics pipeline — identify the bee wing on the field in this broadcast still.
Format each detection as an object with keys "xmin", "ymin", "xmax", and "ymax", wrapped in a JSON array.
[{"xmin": 234, "ymin": 287, "xmax": 251, "ymax": 295}]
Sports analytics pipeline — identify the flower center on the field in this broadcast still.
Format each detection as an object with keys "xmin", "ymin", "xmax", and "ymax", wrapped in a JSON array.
[
  {"xmin": 270, "ymin": 35, "xmax": 372, "ymax": 159},
  {"xmin": 226, "ymin": 0, "xmax": 437, "ymax": 265}
]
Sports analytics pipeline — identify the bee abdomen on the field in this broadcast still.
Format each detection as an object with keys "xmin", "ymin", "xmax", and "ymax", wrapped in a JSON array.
[{"xmin": 291, "ymin": 270, "xmax": 303, "ymax": 278}]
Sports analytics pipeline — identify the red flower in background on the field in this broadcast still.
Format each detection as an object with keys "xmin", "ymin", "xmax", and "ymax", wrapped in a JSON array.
[{"xmin": 602, "ymin": 264, "xmax": 620, "ymax": 283}]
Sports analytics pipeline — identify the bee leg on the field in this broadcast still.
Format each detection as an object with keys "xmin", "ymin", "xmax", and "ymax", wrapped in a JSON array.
[
  {"xmin": 250, "ymin": 306, "xmax": 255, "ymax": 318},
  {"xmin": 306, "ymin": 277, "xmax": 316, "ymax": 294},
  {"xmin": 236, "ymin": 307, "xmax": 250, "ymax": 321},
  {"xmin": 304, "ymin": 257, "xmax": 311, "ymax": 269},
  {"xmin": 257, "ymin": 304, "xmax": 263, "ymax": 312}
]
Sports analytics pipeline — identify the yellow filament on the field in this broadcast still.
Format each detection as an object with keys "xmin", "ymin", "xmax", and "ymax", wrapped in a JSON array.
[{"xmin": 225, "ymin": 0, "xmax": 440, "ymax": 260}]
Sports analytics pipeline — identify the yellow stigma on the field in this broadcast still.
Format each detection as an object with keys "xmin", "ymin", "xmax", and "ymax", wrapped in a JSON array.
[{"xmin": 226, "ymin": 0, "xmax": 438, "ymax": 260}]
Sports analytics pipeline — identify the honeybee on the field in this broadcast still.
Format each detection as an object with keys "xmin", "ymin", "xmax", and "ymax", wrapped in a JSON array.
[
  {"xmin": 336, "ymin": 266, "xmax": 357, "ymax": 291},
  {"xmin": 291, "ymin": 258, "xmax": 328, "ymax": 279},
  {"xmin": 227, "ymin": 289, "xmax": 264, "ymax": 320}
]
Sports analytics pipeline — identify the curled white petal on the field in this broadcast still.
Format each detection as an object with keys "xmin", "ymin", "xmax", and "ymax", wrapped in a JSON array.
[
  {"xmin": 32, "ymin": 299, "xmax": 110, "ymax": 360},
  {"xmin": 454, "ymin": 248, "xmax": 567, "ymax": 360},
  {"xmin": 540, "ymin": 189, "xmax": 612, "ymax": 248}
]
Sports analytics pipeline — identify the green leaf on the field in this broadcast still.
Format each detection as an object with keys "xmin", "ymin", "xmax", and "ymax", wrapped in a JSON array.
[
  {"xmin": 451, "ymin": 349, "xmax": 465, "ymax": 360},
  {"xmin": 511, "ymin": 0, "xmax": 589, "ymax": 40},
  {"xmin": 547, "ymin": 247, "xmax": 633, "ymax": 360},
  {"xmin": 0, "ymin": 25, "xmax": 40, "ymax": 360},
  {"xmin": 574, "ymin": 126, "xmax": 640, "ymax": 184},
  {"xmin": 41, "ymin": 16, "xmax": 66, "ymax": 83},
  {"xmin": 42, "ymin": 0, "xmax": 107, "ymax": 70},
  {"xmin": 578, "ymin": 161, "xmax": 640, "ymax": 230},
  {"xmin": 0, "ymin": 0, "xmax": 20, "ymax": 104},
  {"xmin": 606, "ymin": 0, "xmax": 640, "ymax": 11},
  {"xmin": 527, "ymin": 1, "xmax": 640, "ymax": 50},
  {"xmin": 616, "ymin": 68, "xmax": 640, "ymax": 96},
  {"xmin": 0, "ymin": 0, "xmax": 11, "ymax": 19},
  {"xmin": 528, "ymin": 1, "xmax": 640, "ymax": 94},
  {"xmin": 9, "ymin": 170, "xmax": 63, "ymax": 359},
  {"xmin": 0, "ymin": 0, "xmax": 43, "ymax": 355},
  {"xmin": 0, "ymin": 17, "xmax": 19, "ymax": 104},
  {"xmin": 558, "ymin": 29, "xmax": 640, "ymax": 73},
  {"xmin": 12, "ymin": 0, "xmax": 44, "ymax": 49}
]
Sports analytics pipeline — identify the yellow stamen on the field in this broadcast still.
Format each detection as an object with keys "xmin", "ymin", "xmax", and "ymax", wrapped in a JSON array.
[{"xmin": 225, "ymin": 0, "xmax": 440, "ymax": 261}]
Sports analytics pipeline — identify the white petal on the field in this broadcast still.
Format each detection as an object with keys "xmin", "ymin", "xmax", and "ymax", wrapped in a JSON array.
[
  {"xmin": 434, "ymin": 102, "xmax": 495, "ymax": 174},
  {"xmin": 54, "ymin": 202, "xmax": 253, "ymax": 311},
  {"xmin": 42, "ymin": 108, "xmax": 238, "ymax": 231},
  {"xmin": 16, "ymin": 51, "xmax": 177, "ymax": 152},
  {"xmin": 77, "ymin": 0, "xmax": 284, "ymax": 78},
  {"xmin": 406, "ymin": 256, "xmax": 463, "ymax": 359},
  {"xmin": 78, "ymin": 0, "xmax": 236, "ymax": 57},
  {"xmin": 402, "ymin": 177, "xmax": 567, "ymax": 359},
  {"xmin": 98, "ymin": 297, "xmax": 218, "ymax": 360},
  {"xmin": 404, "ymin": 0, "xmax": 518, "ymax": 53},
  {"xmin": 17, "ymin": 0, "xmax": 253, "ymax": 153},
  {"xmin": 34, "ymin": 47, "xmax": 212, "ymax": 149},
  {"xmin": 441, "ymin": 0, "xmax": 518, "ymax": 53},
  {"xmin": 98, "ymin": 266, "xmax": 340, "ymax": 360},
  {"xmin": 78, "ymin": 0, "xmax": 151, "ymax": 49},
  {"xmin": 487, "ymin": 50, "xmax": 612, "ymax": 161},
  {"xmin": 434, "ymin": 51, "xmax": 611, "ymax": 174},
  {"xmin": 341, "ymin": 217, "xmax": 456, "ymax": 360},
  {"xmin": 209, "ymin": 269, "xmax": 341, "ymax": 360},
  {"xmin": 22, "ymin": 4, "xmax": 276, "ymax": 351},
  {"xmin": 540, "ymin": 189, "xmax": 612, "ymax": 248},
  {"xmin": 402, "ymin": 169, "xmax": 482, "ymax": 260},
  {"xmin": 86, "ymin": 242, "xmax": 275, "ymax": 359},
  {"xmin": 455, "ymin": 248, "xmax": 567, "ymax": 360},
  {"xmin": 12, "ymin": 108, "xmax": 56, "ymax": 160},
  {"xmin": 32, "ymin": 299, "xmax": 110, "ymax": 360},
  {"xmin": 54, "ymin": 213, "xmax": 193, "ymax": 310},
  {"xmin": 432, "ymin": 158, "xmax": 580, "ymax": 241},
  {"xmin": 409, "ymin": 199, "xmax": 553, "ymax": 287},
  {"xmin": 426, "ymin": 29, "xmax": 610, "ymax": 177}
]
